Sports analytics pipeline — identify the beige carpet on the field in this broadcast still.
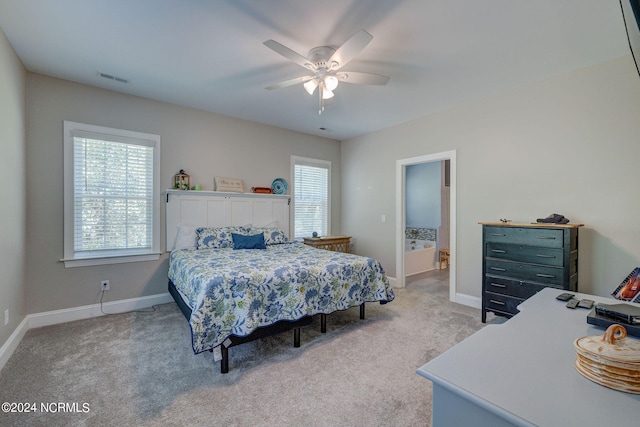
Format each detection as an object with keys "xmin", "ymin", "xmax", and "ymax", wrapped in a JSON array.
[{"xmin": 0, "ymin": 270, "xmax": 489, "ymax": 427}]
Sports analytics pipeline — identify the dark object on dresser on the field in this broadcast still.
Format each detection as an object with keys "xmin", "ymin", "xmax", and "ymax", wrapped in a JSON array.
[
  {"xmin": 536, "ymin": 213, "xmax": 570, "ymax": 224},
  {"xmin": 479, "ymin": 222, "xmax": 583, "ymax": 323}
]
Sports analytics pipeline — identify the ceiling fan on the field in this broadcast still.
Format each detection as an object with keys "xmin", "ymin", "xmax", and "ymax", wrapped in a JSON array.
[{"xmin": 263, "ymin": 29, "xmax": 389, "ymax": 114}]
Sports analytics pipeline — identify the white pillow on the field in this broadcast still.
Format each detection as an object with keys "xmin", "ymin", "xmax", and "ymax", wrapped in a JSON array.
[
  {"xmin": 259, "ymin": 220, "xmax": 279, "ymax": 228},
  {"xmin": 174, "ymin": 225, "xmax": 197, "ymax": 250}
]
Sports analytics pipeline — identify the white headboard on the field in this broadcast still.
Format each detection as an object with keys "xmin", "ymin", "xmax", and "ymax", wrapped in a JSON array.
[{"xmin": 165, "ymin": 190, "xmax": 291, "ymax": 251}]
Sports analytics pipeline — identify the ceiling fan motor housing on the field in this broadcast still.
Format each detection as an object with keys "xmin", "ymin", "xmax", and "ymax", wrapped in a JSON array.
[{"xmin": 307, "ymin": 46, "xmax": 337, "ymax": 70}]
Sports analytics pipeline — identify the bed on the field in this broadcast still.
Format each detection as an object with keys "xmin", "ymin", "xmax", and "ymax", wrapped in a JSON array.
[{"xmin": 165, "ymin": 191, "xmax": 394, "ymax": 372}]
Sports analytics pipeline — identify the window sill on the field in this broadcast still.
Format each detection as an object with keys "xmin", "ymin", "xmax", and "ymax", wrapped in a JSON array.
[{"xmin": 61, "ymin": 252, "xmax": 162, "ymax": 268}]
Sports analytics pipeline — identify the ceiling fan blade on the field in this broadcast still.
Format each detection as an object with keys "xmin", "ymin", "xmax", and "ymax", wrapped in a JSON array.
[
  {"xmin": 329, "ymin": 30, "xmax": 373, "ymax": 70},
  {"xmin": 336, "ymin": 71, "xmax": 389, "ymax": 85},
  {"xmin": 265, "ymin": 75, "xmax": 314, "ymax": 90},
  {"xmin": 263, "ymin": 40, "xmax": 314, "ymax": 70}
]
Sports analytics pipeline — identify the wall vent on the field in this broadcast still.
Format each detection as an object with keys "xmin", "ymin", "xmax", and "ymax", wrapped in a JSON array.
[{"xmin": 98, "ymin": 72, "xmax": 130, "ymax": 84}]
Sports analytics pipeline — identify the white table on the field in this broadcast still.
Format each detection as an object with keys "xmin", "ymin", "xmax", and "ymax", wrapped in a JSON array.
[{"xmin": 416, "ymin": 288, "xmax": 640, "ymax": 426}]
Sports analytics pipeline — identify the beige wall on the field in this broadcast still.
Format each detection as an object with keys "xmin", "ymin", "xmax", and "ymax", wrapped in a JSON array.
[
  {"xmin": 5, "ymin": 36, "xmax": 640, "ymax": 351},
  {"xmin": 342, "ymin": 56, "xmax": 640, "ymax": 299},
  {"xmin": 24, "ymin": 74, "xmax": 340, "ymax": 314},
  {"xmin": 0, "ymin": 28, "xmax": 26, "ymax": 347}
]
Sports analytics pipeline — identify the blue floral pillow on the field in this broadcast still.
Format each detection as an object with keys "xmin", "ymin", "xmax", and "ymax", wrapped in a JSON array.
[
  {"xmin": 248, "ymin": 227, "xmax": 290, "ymax": 245},
  {"xmin": 196, "ymin": 226, "xmax": 250, "ymax": 249}
]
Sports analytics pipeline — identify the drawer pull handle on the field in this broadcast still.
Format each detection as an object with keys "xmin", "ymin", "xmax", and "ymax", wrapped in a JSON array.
[
  {"xmin": 491, "ymin": 249, "xmax": 506, "ymax": 254},
  {"xmin": 536, "ymin": 273, "xmax": 555, "ymax": 278},
  {"xmin": 536, "ymin": 236, "xmax": 556, "ymax": 240},
  {"xmin": 489, "ymin": 299, "xmax": 506, "ymax": 305},
  {"xmin": 490, "ymin": 233, "xmax": 506, "ymax": 237},
  {"xmin": 490, "ymin": 267, "xmax": 506, "ymax": 272},
  {"xmin": 490, "ymin": 283, "xmax": 507, "ymax": 288},
  {"xmin": 536, "ymin": 254, "xmax": 556, "ymax": 259}
]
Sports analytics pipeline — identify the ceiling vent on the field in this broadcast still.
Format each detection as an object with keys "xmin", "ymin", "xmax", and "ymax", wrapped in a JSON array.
[{"xmin": 98, "ymin": 72, "xmax": 130, "ymax": 84}]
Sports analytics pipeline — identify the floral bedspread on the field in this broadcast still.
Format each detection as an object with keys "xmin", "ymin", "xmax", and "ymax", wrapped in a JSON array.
[{"xmin": 168, "ymin": 242, "xmax": 395, "ymax": 353}]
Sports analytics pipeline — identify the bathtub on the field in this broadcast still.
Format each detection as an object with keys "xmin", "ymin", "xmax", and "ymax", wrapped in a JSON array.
[{"xmin": 405, "ymin": 239, "xmax": 437, "ymax": 276}]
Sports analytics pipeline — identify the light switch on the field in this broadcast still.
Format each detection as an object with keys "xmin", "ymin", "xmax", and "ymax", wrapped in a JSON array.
[{"xmin": 381, "ymin": 214, "xmax": 386, "ymax": 223}]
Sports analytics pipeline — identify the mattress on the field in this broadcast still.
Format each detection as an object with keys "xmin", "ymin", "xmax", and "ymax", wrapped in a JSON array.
[{"xmin": 168, "ymin": 242, "xmax": 394, "ymax": 353}]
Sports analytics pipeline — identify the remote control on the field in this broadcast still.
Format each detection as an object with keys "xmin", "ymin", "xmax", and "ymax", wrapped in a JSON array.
[
  {"xmin": 577, "ymin": 299, "xmax": 594, "ymax": 309},
  {"xmin": 566, "ymin": 299, "xmax": 579, "ymax": 309},
  {"xmin": 556, "ymin": 293, "xmax": 574, "ymax": 301}
]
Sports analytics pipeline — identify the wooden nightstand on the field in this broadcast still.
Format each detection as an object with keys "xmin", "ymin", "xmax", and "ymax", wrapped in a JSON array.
[{"xmin": 303, "ymin": 236, "xmax": 351, "ymax": 253}]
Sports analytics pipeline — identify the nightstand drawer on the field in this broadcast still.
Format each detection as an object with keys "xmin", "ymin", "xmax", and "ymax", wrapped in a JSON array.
[
  {"xmin": 486, "ymin": 243, "xmax": 564, "ymax": 267},
  {"xmin": 485, "ymin": 259, "xmax": 563, "ymax": 285},
  {"xmin": 484, "ymin": 275, "xmax": 549, "ymax": 299},
  {"xmin": 484, "ymin": 226, "xmax": 564, "ymax": 248},
  {"xmin": 484, "ymin": 292, "xmax": 523, "ymax": 316}
]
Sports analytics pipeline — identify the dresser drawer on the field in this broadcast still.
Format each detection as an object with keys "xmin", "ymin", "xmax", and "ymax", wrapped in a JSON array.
[
  {"xmin": 485, "ymin": 242, "xmax": 564, "ymax": 267},
  {"xmin": 484, "ymin": 226, "xmax": 564, "ymax": 248},
  {"xmin": 485, "ymin": 259, "xmax": 564, "ymax": 285},
  {"xmin": 484, "ymin": 275, "xmax": 549, "ymax": 299},
  {"xmin": 484, "ymin": 292, "xmax": 522, "ymax": 316}
]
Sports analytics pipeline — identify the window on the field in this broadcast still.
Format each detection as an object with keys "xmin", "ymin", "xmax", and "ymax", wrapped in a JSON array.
[
  {"xmin": 63, "ymin": 121, "xmax": 161, "ymax": 267},
  {"xmin": 291, "ymin": 156, "xmax": 330, "ymax": 239}
]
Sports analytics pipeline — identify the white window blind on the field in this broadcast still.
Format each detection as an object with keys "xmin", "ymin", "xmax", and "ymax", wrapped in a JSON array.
[
  {"xmin": 63, "ymin": 121, "xmax": 160, "ymax": 267},
  {"xmin": 292, "ymin": 157, "xmax": 330, "ymax": 238}
]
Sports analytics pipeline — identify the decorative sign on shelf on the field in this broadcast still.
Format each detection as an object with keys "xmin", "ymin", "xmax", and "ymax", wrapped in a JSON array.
[{"xmin": 214, "ymin": 176, "xmax": 244, "ymax": 193}]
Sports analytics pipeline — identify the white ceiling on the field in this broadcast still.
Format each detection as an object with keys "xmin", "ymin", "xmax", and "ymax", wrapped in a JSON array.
[{"xmin": 0, "ymin": 0, "xmax": 631, "ymax": 140}]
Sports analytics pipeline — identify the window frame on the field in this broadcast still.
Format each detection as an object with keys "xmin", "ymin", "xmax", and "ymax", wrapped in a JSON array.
[
  {"xmin": 62, "ymin": 121, "xmax": 161, "ymax": 268},
  {"xmin": 290, "ymin": 155, "xmax": 331, "ymax": 240}
]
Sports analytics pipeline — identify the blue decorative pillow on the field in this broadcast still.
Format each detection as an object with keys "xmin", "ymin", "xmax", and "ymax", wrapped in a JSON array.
[
  {"xmin": 248, "ymin": 227, "xmax": 290, "ymax": 245},
  {"xmin": 196, "ymin": 226, "xmax": 250, "ymax": 249},
  {"xmin": 232, "ymin": 233, "xmax": 266, "ymax": 250}
]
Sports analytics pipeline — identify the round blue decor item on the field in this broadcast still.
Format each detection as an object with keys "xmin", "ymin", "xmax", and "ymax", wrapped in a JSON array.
[{"xmin": 271, "ymin": 178, "xmax": 288, "ymax": 195}]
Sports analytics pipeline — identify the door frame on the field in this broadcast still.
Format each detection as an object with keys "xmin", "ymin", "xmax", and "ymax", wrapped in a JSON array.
[{"xmin": 395, "ymin": 150, "xmax": 456, "ymax": 301}]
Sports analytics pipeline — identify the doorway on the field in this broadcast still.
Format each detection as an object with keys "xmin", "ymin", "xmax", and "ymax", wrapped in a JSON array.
[{"xmin": 395, "ymin": 151, "xmax": 456, "ymax": 302}]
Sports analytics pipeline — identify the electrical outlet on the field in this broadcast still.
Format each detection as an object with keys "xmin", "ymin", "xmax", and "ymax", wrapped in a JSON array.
[
  {"xmin": 4, "ymin": 309, "xmax": 8, "ymax": 326},
  {"xmin": 100, "ymin": 280, "xmax": 110, "ymax": 291}
]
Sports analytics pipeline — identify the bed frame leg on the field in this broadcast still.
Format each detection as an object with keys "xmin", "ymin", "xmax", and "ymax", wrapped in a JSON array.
[
  {"xmin": 320, "ymin": 314, "xmax": 327, "ymax": 333},
  {"xmin": 294, "ymin": 328, "xmax": 301, "ymax": 347},
  {"xmin": 220, "ymin": 345, "xmax": 229, "ymax": 374},
  {"xmin": 360, "ymin": 303, "xmax": 365, "ymax": 319}
]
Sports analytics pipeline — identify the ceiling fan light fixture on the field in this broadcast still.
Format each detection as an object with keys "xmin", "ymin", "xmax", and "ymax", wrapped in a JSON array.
[
  {"xmin": 324, "ymin": 75, "xmax": 339, "ymax": 91},
  {"xmin": 264, "ymin": 29, "xmax": 389, "ymax": 115},
  {"xmin": 303, "ymin": 79, "xmax": 318, "ymax": 95}
]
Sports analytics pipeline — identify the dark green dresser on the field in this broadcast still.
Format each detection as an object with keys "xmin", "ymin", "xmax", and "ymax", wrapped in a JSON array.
[{"xmin": 480, "ymin": 222, "xmax": 582, "ymax": 323}]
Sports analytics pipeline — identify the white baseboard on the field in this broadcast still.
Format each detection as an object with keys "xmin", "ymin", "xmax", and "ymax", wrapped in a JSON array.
[
  {"xmin": 28, "ymin": 292, "xmax": 174, "ymax": 329},
  {"xmin": 387, "ymin": 276, "xmax": 399, "ymax": 288},
  {"xmin": 0, "ymin": 317, "xmax": 29, "ymax": 372},
  {"xmin": 454, "ymin": 292, "xmax": 481, "ymax": 309},
  {"xmin": 388, "ymin": 275, "xmax": 480, "ymax": 310},
  {"xmin": 0, "ymin": 293, "xmax": 174, "ymax": 371}
]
